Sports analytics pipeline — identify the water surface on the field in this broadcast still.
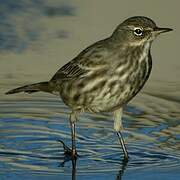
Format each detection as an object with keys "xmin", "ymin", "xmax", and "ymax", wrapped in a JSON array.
[{"xmin": 0, "ymin": 85, "xmax": 180, "ymax": 179}]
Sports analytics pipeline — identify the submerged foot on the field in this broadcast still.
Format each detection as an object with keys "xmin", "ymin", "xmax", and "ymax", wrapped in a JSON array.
[{"xmin": 58, "ymin": 140, "xmax": 79, "ymax": 160}]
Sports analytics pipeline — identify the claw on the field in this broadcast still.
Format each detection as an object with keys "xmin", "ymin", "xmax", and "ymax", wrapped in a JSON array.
[{"xmin": 58, "ymin": 140, "xmax": 79, "ymax": 160}]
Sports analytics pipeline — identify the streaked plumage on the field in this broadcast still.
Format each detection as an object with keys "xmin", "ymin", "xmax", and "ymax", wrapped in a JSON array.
[
  {"xmin": 6, "ymin": 16, "xmax": 172, "ymax": 160},
  {"xmin": 51, "ymin": 42, "xmax": 152, "ymax": 113}
]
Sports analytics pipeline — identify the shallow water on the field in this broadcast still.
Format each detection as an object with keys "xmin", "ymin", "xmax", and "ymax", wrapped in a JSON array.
[
  {"xmin": 0, "ymin": 85, "xmax": 180, "ymax": 179},
  {"xmin": 0, "ymin": 0, "xmax": 180, "ymax": 179}
]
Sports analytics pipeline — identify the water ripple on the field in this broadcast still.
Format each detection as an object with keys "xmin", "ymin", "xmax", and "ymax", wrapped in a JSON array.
[{"xmin": 0, "ymin": 92, "xmax": 180, "ymax": 177}]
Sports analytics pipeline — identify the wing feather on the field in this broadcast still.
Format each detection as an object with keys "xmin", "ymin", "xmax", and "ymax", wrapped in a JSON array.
[
  {"xmin": 50, "ymin": 38, "xmax": 111, "ymax": 82},
  {"xmin": 51, "ymin": 61, "xmax": 87, "ymax": 81}
]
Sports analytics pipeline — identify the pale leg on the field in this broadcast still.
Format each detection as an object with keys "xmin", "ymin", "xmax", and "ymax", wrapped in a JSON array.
[
  {"xmin": 113, "ymin": 108, "xmax": 129, "ymax": 160},
  {"xmin": 59, "ymin": 111, "xmax": 78, "ymax": 159},
  {"xmin": 70, "ymin": 112, "xmax": 77, "ymax": 156}
]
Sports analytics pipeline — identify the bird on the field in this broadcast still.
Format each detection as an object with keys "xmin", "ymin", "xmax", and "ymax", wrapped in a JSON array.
[{"xmin": 5, "ymin": 16, "xmax": 172, "ymax": 160}]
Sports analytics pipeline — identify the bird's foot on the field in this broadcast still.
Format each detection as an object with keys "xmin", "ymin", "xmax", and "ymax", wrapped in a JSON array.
[{"xmin": 58, "ymin": 140, "xmax": 79, "ymax": 160}]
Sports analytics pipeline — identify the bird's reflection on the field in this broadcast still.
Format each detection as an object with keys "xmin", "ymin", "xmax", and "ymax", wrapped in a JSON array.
[
  {"xmin": 60, "ymin": 158, "xmax": 77, "ymax": 180},
  {"xmin": 115, "ymin": 158, "xmax": 128, "ymax": 180},
  {"xmin": 71, "ymin": 159, "xmax": 77, "ymax": 180},
  {"xmin": 59, "ymin": 139, "xmax": 128, "ymax": 180},
  {"xmin": 60, "ymin": 154, "xmax": 128, "ymax": 180}
]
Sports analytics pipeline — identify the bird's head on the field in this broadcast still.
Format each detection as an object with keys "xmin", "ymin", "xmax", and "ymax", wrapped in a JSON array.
[{"xmin": 112, "ymin": 16, "xmax": 173, "ymax": 46}]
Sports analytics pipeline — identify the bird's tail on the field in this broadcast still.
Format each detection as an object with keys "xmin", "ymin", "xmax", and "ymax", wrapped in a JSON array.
[{"xmin": 5, "ymin": 81, "xmax": 51, "ymax": 95}]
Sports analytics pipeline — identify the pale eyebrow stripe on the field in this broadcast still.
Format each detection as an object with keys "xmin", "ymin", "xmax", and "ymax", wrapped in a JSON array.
[{"xmin": 125, "ymin": 26, "xmax": 152, "ymax": 31}]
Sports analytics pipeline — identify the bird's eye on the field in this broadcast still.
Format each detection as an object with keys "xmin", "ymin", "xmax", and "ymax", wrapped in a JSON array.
[{"xmin": 134, "ymin": 28, "xmax": 143, "ymax": 36}]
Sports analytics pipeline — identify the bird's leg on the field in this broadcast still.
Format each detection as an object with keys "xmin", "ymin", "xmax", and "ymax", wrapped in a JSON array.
[
  {"xmin": 70, "ymin": 114, "xmax": 77, "ymax": 158},
  {"xmin": 113, "ymin": 108, "xmax": 129, "ymax": 160},
  {"xmin": 59, "ymin": 111, "xmax": 78, "ymax": 159},
  {"xmin": 117, "ymin": 131, "xmax": 129, "ymax": 160}
]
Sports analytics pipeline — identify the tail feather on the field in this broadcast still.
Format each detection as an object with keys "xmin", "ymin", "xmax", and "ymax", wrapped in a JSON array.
[{"xmin": 5, "ymin": 81, "xmax": 51, "ymax": 95}]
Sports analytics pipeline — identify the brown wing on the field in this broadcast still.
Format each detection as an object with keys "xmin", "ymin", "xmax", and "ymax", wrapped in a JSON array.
[
  {"xmin": 50, "ymin": 60, "xmax": 87, "ymax": 81},
  {"xmin": 50, "ymin": 38, "xmax": 111, "ymax": 82}
]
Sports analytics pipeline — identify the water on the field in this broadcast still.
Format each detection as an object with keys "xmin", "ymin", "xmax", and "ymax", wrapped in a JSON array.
[
  {"xmin": 0, "ymin": 88, "xmax": 179, "ymax": 179},
  {"xmin": 0, "ymin": 0, "xmax": 180, "ymax": 179}
]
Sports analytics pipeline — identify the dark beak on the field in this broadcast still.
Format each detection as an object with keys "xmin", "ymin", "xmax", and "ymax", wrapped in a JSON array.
[{"xmin": 154, "ymin": 27, "xmax": 173, "ymax": 34}]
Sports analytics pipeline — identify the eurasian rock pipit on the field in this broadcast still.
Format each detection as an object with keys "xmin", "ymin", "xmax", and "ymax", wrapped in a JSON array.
[{"xmin": 6, "ymin": 16, "xmax": 173, "ymax": 160}]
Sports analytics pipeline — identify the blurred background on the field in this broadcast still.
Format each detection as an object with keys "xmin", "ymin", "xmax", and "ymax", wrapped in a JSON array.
[
  {"xmin": 0, "ymin": 0, "xmax": 179, "ymax": 180},
  {"xmin": 0, "ymin": 0, "xmax": 179, "ymax": 86}
]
